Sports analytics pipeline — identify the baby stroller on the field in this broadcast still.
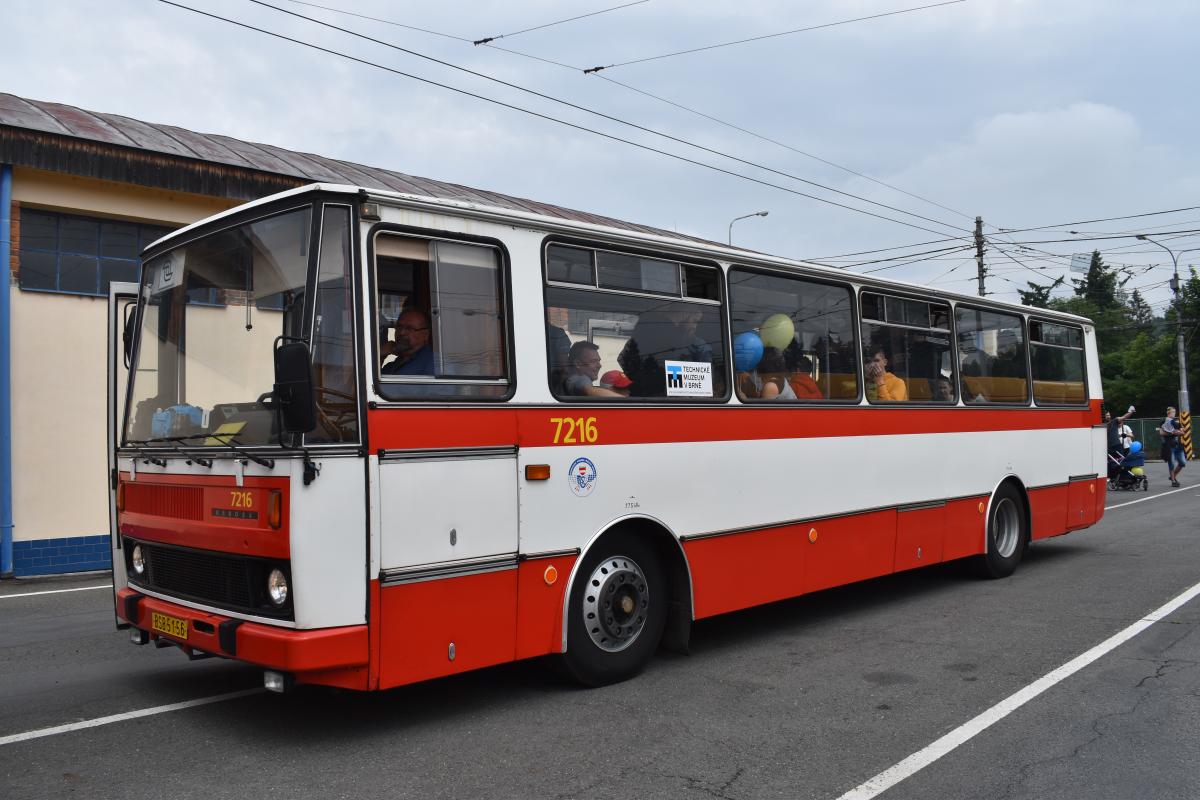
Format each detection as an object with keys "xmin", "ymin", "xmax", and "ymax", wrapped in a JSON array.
[{"xmin": 1108, "ymin": 444, "xmax": 1149, "ymax": 491}]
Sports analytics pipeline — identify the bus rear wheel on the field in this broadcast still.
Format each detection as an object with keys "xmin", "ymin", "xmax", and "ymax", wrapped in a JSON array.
[
  {"xmin": 561, "ymin": 533, "xmax": 667, "ymax": 687},
  {"xmin": 976, "ymin": 483, "xmax": 1028, "ymax": 579}
]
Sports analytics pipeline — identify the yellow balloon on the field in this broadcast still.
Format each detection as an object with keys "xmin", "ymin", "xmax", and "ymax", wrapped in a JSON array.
[{"xmin": 760, "ymin": 313, "xmax": 795, "ymax": 350}]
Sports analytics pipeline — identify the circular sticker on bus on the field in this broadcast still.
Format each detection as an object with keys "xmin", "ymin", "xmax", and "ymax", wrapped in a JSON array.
[{"xmin": 568, "ymin": 457, "xmax": 597, "ymax": 497}]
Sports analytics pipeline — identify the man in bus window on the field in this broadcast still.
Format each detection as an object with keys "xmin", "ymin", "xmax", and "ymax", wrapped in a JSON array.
[
  {"xmin": 382, "ymin": 309, "xmax": 435, "ymax": 375},
  {"xmin": 563, "ymin": 341, "xmax": 621, "ymax": 397},
  {"xmin": 865, "ymin": 347, "xmax": 907, "ymax": 401}
]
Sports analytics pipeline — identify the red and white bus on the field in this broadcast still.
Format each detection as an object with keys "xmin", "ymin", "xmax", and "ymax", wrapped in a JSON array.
[{"xmin": 109, "ymin": 183, "xmax": 1106, "ymax": 691}]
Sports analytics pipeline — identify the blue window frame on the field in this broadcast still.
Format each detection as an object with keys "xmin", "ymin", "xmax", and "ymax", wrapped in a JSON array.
[{"xmin": 18, "ymin": 209, "xmax": 174, "ymax": 297}]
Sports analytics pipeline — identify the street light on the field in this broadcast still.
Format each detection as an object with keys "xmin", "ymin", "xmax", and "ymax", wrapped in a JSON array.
[
  {"xmin": 1137, "ymin": 234, "xmax": 1191, "ymax": 450},
  {"xmin": 728, "ymin": 210, "xmax": 768, "ymax": 245}
]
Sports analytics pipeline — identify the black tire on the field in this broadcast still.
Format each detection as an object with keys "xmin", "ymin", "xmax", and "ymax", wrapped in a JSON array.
[
  {"xmin": 975, "ymin": 484, "xmax": 1028, "ymax": 579},
  {"xmin": 560, "ymin": 532, "xmax": 667, "ymax": 687}
]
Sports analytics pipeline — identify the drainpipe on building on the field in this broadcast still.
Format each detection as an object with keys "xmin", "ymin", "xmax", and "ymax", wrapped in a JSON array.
[{"xmin": 1, "ymin": 164, "xmax": 12, "ymax": 578}]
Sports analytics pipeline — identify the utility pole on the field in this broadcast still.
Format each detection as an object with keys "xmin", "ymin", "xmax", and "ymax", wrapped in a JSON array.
[
  {"xmin": 974, "ymin": 216, "xmax": 986, "ymax": 297},
  {"xmin": 1138, "ymin": 235, "xmax": 1192, "ymax": 459}
]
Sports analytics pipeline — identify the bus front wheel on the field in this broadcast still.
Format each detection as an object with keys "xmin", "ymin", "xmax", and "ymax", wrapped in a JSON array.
[
  {"xmin": 976, "ymin": 483, "xmax": 1028, "ymax": 579},
  {"xmin": 561, "ymin": 532, "xmax": 667, "ymax": 687}
]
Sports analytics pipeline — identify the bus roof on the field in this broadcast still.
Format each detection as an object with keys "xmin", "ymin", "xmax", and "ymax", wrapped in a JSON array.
[{"xmin": 149, "ymin": 182, "xmax": 1094, "ymax": 327}]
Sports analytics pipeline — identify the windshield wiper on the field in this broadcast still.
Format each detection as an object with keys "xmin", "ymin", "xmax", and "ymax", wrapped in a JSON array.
[
  {"xmin": 150, "ymin": 437, "xmax": 214, "ymax": 468},
  {"xmin": 170, "ymin": 433, "xmax": 276, "ymax": 469},
  {"xmin": 127, "ymin": 435, "xmax": 274, "ymax": 469},
  {"xmin": 123, "ymin": 441, "xmax": 167, "ymax": 468}
]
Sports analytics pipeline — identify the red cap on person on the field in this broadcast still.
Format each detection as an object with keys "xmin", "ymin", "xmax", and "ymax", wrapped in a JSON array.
[{"xmin": 599, "ymin": 370, "xmax": 632, "ymax": 389}]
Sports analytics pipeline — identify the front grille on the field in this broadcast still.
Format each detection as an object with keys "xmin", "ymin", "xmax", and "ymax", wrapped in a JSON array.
[
  {"xmin": 125, "ymin": 538, "xmax": 292, "ymax": 620},
  {"xmin": 124, "ymin": 484, "xmax": 204, "ymax": 521}
]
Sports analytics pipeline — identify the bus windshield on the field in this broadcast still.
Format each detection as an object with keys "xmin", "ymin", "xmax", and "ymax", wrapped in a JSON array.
[{"xmin": 124, "ymin": 204, "xmax": 352, "ymax": 447}]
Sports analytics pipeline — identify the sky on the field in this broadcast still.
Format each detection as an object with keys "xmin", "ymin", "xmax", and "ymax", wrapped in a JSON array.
[{"xmin": 4, "ymin": 0, "xmax": 1199, "ymax": 309}]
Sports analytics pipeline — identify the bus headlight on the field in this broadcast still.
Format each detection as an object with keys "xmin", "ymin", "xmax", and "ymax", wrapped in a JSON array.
[
  {"xmin": 131, "ymin": 545, "xmax": 145, "ymax": 576},
  {"xmin": 267, "ymin": 569, "xmax": 289, "ymax": 607}
]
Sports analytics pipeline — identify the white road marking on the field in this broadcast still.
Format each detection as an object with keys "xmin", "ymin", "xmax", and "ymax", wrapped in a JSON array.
[
  {"xmin": 1105, "ymin": 484, "xmax": 1195, "ymax": 510},
  {"xmin": 0, "ymin": 689, "xmax": 264, "ymax": 747},
  {"xmin": 0, "ymin": 584, "xmax": 112, "ymax": 600},
  {"xmin": 834, "ymin": 578, "xmax": 1200, "ymax": 800}
]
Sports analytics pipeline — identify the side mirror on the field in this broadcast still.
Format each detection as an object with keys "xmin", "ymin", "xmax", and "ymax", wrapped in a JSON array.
[
  {"xmin": 272, "ymin": 341, "xmax": 317, "ymax": 434},
  {"xmin": 122, "ymin": 301, "xmax": 137, "ymax": 369}
]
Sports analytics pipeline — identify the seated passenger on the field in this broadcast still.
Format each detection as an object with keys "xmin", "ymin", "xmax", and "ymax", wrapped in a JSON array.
[
  {"xmin": 562, "ymin": 341, "xmax": 621, "ymax": 397},
  {"xmin": 786, "ymin": 354, "xmax": 824, "ymax": 400},
  {"xmin": 932, "ymin": 375, "xmax": 955, "ymax": 402},
  {"xmin": 382, "ymin": 309, "xmax": 435, "ymax": 375},
  {"xmin": 757, "ymin": 348, "xmax": 797, "ymax": 400},
  {"xmin": 599, "ymin": 370, "xmax": 632, "ymax": 397},
  {"xmin": 865, "ymin": 347, "xmax": 907, "ymax": 401}
]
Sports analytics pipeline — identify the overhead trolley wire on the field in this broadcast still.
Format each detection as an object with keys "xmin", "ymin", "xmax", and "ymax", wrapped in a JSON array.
[
  {"xmin": 580, "ymin": 0, "xmax": 967, "ymax": 73},
  {"xmin": 473, "ymin": 0, "xmax": 650, "ymax": 46},
  {"xmin": 161, "ymin": 1, "xmax": 973, "ymax": 239},
  {"xmin": 994, "ymin": 205, "xmax": 1200, "ymax": 235},
  {"xmin": 236, "ymin": 0, "xmax": 973, "ymax": 238},
  {"xmin": 275, "ymin": 0, "xmax": 978, "ymax": 231},
  {"xmin": 592, "ymin": 73, "xmax": 978, "ymax": 222},
  {"xmin": 277, "ymin": 0, "xmax": 468, "ymax": 42}
]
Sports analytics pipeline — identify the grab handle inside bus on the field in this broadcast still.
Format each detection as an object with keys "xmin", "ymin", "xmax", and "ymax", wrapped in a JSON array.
[{"xmin": 272, "ymin": 340, "xmax": 317, "ymax": 434}]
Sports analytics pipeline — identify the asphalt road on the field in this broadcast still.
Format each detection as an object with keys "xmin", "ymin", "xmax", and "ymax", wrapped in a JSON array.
[{"xmin": 2, "ymin": 481, "xmax": 1198, "ymax": 800}]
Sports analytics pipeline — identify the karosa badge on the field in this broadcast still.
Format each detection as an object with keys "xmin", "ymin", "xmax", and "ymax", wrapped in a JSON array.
[{"xmin": 568, "ymin": 457, "xmax": 597, "ymax": 497}]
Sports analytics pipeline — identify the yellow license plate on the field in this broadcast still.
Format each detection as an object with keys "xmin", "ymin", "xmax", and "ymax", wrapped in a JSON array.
[{"xmin": 151, "ymin": 612, "xmax": 188, "ymax": 640}]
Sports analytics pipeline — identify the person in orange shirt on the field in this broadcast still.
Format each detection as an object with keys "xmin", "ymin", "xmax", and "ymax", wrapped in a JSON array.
[{"xmin": 865, "ymin": 347, "xmax": 907, "ymax": 401}]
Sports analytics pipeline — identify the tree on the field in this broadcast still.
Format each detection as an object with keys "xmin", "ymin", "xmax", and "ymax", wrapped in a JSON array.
[
  {"xmin": 1071, "ymin": 250, "xmax": 1124, "ymax": 311},
  {"xmin": 1129, "ymin": 288, "xmax": 1154, "ymax": 328},
  {"xmin": 1018, "ymin": 275, "xmax": 1064, "ymax": 308}
]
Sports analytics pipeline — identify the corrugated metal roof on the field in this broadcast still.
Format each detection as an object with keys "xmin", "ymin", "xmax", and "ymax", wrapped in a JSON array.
[{"xmin": 0, "ymin": 92, "xmax": 717, "ymax": 246}]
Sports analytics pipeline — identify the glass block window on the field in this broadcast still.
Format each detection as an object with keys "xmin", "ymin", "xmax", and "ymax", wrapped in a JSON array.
[{"xmin": 18, "ymin": 209, "xmax": 174, "ymax": 297}]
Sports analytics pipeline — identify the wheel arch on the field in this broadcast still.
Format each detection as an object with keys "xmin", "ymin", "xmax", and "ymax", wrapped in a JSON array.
[
  {"xmin": 983, "ymin": 473, "xmax": 1033, "ymax": 552},
  {"xmin": 560, "ymin": 514, "xmax": 694, "ymax": 654}
]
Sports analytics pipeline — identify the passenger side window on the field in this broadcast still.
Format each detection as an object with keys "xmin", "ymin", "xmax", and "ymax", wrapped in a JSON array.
[
  {"xmin": 374, "ymin": 233, "xmax": 509, "ymax": 400},
  {"xmin": 1030, "ymin": 320, "xmax": 1087, "ymax": 405},
  {"xmin": 860, "ymin": 292, "xmax": 955, "ymax": 403},
  {"xmin": 545, "ymin": 243, "xmax": 726, "ymax": 400},
  {"xmin": 955, "ymin": 306, "xmax": 1029, "ymax": 404},
  {"xmin": 728, "ymin": 268, "xmax": 858, "ymax": 402}
]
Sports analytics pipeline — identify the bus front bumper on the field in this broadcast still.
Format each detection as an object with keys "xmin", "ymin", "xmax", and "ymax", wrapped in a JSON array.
[{"xmin": 116, "ymin": 588, "xmax": 368, "ymax": 681}]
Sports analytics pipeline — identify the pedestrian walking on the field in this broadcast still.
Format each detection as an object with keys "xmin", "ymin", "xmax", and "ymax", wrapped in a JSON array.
[{"xmin": 1159, "ymin": 407, "xmax": 1187, "ymax": 487}]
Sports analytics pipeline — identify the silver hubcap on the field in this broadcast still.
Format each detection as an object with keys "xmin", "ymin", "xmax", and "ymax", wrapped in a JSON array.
[
  {"xmin": 992, "ymin": 498, "xmax": 1020, "ymax": 558},
  {"xmin": 581, "ymin": 556, "xmax": 649, "ymax": 653}
]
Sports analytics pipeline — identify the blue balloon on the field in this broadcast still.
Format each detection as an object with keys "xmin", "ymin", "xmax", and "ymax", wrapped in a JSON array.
[
  {"xmin": 1130, "ymin": 441, "xmax": 1142, "ymax": 454},
  {"xmin": 734, "ymin": 331, "xmax": 764, "ymax": 372}
]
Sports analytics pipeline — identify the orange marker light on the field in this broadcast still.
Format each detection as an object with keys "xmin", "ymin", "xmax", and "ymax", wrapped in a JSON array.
[
  {"xmin": 544, "ymin": 565, "xmax": 558, "ymax": 585},
  {"xmin": 268, "ymin": 490, "xmax": 282, "ymax": 529},
  {"xmin": 525, "ymin": 464, "xmax": 551, "ymax": 481},
  {"xmin": 978, "ymin": 502, "xmax": 986, "ymax": 514},
  {"xmin": 808, "ymin": 528, "xmax": 818, "ymax": 543}
]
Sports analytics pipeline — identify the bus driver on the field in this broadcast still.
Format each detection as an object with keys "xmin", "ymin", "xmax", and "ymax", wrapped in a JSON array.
[{"xmin": 382, "ymin": 309, "xmax": 435, "ymax": 375}]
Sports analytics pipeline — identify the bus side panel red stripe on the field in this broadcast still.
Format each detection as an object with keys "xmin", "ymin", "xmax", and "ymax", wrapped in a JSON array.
[
  {"xmin": 368, "ymin": 579, "xmax": 382, "ymax": 691},
  {"xmin": 1029, "ymin": 485, "xmax": 1070, "ymax": 541},
  {"xmin": 942, "ymin": 497, "xmax": 988, "ymax": 560},
  {"xmin": 684, "ymin": 528, "xmax": 806, "ymax": 619},
  {"xmin": 515, "ymin": 556, "xmax": 575, "ymax": 659},
  {"xmin": 802, "ymin": 509, "xmax": 897, "ymax": 594},
  {"xmin": 895, "ymin": 505, "xmax": 946, "ymax": 572},
  {"xmin": 1093, "ymin": 477, "xmax": 1108, "ymax": 524},
  {"xmin": 367, "ymin": 402, "xmax": 1102, "ymax": 451},
  {"xmin": 378, "ymin": 570, "xmax": 517, "ymax": 689}
]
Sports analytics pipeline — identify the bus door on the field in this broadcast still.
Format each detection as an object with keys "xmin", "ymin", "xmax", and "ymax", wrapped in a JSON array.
[{"xmin": 107, "ymin": 281, "xmax": 139, "ymax": 627}]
